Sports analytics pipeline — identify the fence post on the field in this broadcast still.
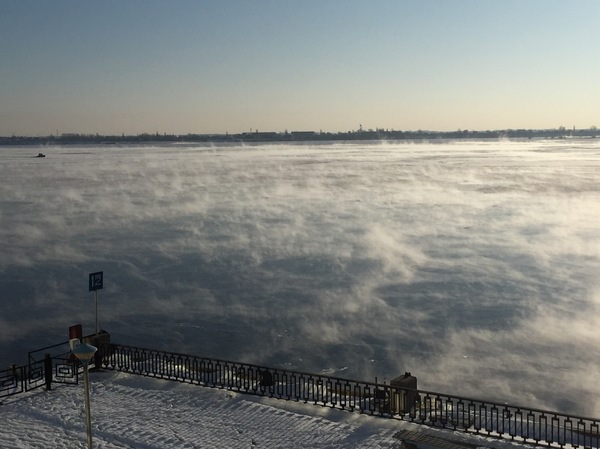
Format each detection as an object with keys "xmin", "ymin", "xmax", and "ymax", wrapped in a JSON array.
[{"xmin": 44, "ymin": 353, "xmax": 52, "ymax": 391}]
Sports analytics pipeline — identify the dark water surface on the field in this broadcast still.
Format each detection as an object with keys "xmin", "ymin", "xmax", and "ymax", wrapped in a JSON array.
[{"xmin": 1, "ymin": 140, "xmax": 599, "ymax": 415}]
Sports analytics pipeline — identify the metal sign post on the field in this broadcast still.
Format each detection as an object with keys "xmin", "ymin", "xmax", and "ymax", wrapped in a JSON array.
[{"xmin": 88, "ymin": 271, "xmax": 103, "ymax": 335}]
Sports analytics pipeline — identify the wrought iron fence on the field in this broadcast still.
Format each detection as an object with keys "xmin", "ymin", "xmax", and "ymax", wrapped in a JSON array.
[
  {"xmin": 0, "ymin": 340, "xmax": 90, "ymax": 401},
  {"xmin": 0, "ymin": 357, "xmax": 77, "ymax": 400},
  {"xmin": 0, "ymin": 364, "xmax": 28, "ymax": 398},
  {"xmin": 101, "ymin": 342, "xmax": 600, "ymax": 449},
  {"xmin": 5, "ymin": 339, "xmax": 600, "ymax": 449}
]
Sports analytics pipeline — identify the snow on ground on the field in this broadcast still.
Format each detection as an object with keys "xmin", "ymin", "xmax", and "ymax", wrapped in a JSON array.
[{"xmin": 0, "ymin": 371, "xmax": 531, "ymax": 449}]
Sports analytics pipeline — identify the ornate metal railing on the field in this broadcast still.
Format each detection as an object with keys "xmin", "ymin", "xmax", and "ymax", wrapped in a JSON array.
[
  {"xmin": 0, "ymin": 339, "xmax": 93, "ymax": 400},
  {"xmin": 0, "ymin": 356, "xmax": 79, "ymax": 400},
  {"xmin": 5, "ymin": 340, "xmax": 600, "ymax": 449},
  {"xmin": 0, "ymin": 364, "xmax": 29, "ymax": 398},
  {"xmin": 101, "ymin": 342, "xmax": 600, "ymax": 449}
]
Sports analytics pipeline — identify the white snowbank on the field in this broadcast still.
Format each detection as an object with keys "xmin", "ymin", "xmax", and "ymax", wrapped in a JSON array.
[{"xmin": 0, "ymin": 371, "xmax": 532, "ymax": 449}]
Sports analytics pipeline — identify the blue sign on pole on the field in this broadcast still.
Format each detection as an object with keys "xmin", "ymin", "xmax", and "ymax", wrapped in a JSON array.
[{"xmin": 89, "ymin": 271, "xmax": 103, "ymax": 292}]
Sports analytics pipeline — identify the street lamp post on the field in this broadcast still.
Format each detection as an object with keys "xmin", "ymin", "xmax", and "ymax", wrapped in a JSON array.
[{"xmin": 72, "ymin": 342, "xmax": 97, "ymax": 449}]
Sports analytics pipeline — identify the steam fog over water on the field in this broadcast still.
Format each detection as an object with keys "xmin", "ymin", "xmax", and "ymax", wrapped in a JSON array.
[{"xmin": 1, "ymin": 140, "xmax": 599, "ymax": 416}]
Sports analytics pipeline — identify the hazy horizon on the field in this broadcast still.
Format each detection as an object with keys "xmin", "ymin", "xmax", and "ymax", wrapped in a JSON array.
[{"xmin": 2, "ymin": 124, "xmax": 599, "ymax": 139}]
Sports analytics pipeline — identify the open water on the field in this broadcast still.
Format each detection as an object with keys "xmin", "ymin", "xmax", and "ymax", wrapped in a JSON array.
[{"xmin": 1, "ymin": 139, "xmax": 599, "ymax": 415}]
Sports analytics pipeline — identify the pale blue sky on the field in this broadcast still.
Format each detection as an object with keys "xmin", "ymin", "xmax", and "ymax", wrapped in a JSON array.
[{"xmin": 1, "ymin": 0, "xmax": 599, "ymax": 135}]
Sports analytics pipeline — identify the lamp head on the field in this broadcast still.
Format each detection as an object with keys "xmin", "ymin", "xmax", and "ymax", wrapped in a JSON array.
[{"xmin": 72, "ymin": 342, "xmax": 98, "ymax": 365}]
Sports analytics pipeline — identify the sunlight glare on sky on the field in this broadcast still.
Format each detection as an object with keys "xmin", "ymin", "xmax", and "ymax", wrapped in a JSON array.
[{"xmin": 1, "ymin": 0, "xmax": 599, "ymax": 135}]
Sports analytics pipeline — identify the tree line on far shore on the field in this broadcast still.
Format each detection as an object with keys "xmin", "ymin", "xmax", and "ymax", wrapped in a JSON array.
[{"xmin": 2, "ymin": 126, "xmax": 598, "ymax": 146}]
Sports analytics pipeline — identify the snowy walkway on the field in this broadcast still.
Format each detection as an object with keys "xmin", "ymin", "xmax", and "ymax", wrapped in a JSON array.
[{"xmin": 0, "ymin": 371, "xmax": 525, "ymax": 449}]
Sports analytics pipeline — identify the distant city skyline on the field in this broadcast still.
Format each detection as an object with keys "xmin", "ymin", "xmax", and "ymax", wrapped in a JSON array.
[{"xmin": 1, "ymin": 0, "xmax": 599, "ymax": 136}]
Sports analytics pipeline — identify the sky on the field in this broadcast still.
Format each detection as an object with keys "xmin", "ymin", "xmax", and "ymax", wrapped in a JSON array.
[{"xmin": 1, "ymin": 0, "xmax": 599, "ymax": 136}]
